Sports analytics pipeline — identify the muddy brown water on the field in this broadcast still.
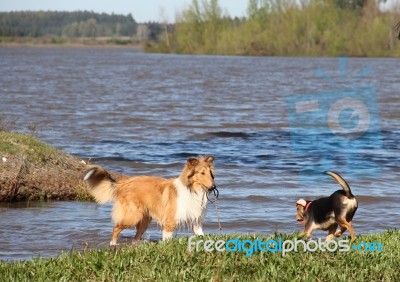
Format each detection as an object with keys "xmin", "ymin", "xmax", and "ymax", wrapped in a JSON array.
[{"xmin": 0, "ymin": 46, "xmax": 399, "ymax": 261}]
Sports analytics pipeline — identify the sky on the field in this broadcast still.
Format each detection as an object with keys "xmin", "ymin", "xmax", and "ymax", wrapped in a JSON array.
[{"xmin": 0, "ymin": 0, "xmax": 250, "ymax": 23}]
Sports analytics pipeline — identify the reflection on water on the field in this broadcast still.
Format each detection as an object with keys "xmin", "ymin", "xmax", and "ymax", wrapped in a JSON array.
[{"xmin": 0, "ymin": 47, "xmax": 399, "ymax": 260}]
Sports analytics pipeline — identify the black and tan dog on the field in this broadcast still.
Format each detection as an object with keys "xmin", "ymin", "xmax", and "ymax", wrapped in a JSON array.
[{"xmin": 296, "ymin": 171, "xmax": 358, "ymax": 241}]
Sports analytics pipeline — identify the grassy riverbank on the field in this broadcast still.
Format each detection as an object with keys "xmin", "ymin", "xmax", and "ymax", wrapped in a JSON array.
[
  {"xmin": 0, "ymin": 231, "xmax": 398, "ymax": 281},
  {"xmin": 0, "ymin": 128, "xmax": 128, "ymax": 201},
  {"xmin": 0, "ymin": 130, "xmax": 89, "ymax": 201}
]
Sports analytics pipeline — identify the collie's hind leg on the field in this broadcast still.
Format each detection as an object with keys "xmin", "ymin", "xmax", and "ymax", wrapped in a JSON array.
[
  {"xmin": 110, "ymin": 201, "xmax": 143, "ymax": 245},
  {"xmin": 110, "ymin": 224, "xmax": 125, "ymax": 246},
  {"xmin": 134, "ymin": 216, "xmax": 152, "ymax": 241}
]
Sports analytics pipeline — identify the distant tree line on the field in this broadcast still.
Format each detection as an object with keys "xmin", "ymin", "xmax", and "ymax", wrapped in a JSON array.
[
  {"xmin": 0, "ymin": 11, "xmax": 137, "ymax": 37},
  {"xmin": 147, "ymin": 0, "xmax": 400, "ymax": 57}
]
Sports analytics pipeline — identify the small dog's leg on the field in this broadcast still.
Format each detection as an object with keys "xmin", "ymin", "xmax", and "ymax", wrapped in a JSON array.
[
  {"xmin": 304, "ymin": 222, "xmax": 316, "ymax": 238},
  {"xmin": 304, "ymin": 228, "xmax": 314, "ymax": 238},
  {"xmin": 346, "ymin": 221, "xmax": 356, "ymax": 241},
  {"xmin": 338, "ymin": 219, "xmax": 356, "ymax": 241},
  {"xmin": 193, "ymin": 224, "xmax": 204, "ymax": 236},
  {"xmin": 298, "ymin": 231, "xmax": 306, "ymax": 238},
  {"xmin": 298, "ymin": 230, "xmax": 311, "ymax": 238},
  {"xmin": 325, "ymin": 225, "xmax": 338, "ymax": 241},
  {"xmin": 334, "ymin": 227, "xmax": 347, "ymax": 237}
]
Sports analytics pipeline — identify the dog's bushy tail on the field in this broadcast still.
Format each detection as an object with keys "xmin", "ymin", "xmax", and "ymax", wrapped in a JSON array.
[
  {"xmin": 83, "ymin": 165, "xmax": 116, "ymax": 204},
  {"xmin": 324, "ymin": 171, "xmax": 354, "ymax": 198}
]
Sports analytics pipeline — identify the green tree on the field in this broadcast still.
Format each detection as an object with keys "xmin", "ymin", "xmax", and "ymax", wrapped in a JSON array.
[
  {"xmin": 173, "ymin": 0, "xmax": 225, "ymax": 53},
  {"xmin": 82, "ymin": 18, "xmax": 98, "ymax": 37},
  {"xmin": 63, "ymin": 22, "xmax": 79, "ymax": 37}
]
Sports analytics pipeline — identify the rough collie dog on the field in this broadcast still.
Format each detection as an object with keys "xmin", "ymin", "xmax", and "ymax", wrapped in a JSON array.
[
  {"xmin": 296, "ymin": 171, "xmax": 358, "ymax": 241},
  {"xmin": 83, "ymin": 156, "xmax": 216, "ymax": 245}
]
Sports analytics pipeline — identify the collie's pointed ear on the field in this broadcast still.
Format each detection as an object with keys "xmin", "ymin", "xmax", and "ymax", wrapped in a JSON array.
[
  {"xmin": 185, "ymin": 158, "xmax": 199, "ymax": 183},
  {"xmin": 186, "ymin": 157, "xmax": 199, "ymax": 168},
  {"xmin": 204, "ymin": 156, "xmax": 214, "ymax": 164}
]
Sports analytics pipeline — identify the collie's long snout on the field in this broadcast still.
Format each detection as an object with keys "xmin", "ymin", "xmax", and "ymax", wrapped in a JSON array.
[{"xmin": 208, "ymin": 184, "xmax": 217, "ymax": 191}]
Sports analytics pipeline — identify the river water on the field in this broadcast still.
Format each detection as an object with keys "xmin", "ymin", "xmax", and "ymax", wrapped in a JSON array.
[{"xmin": 0, "ymin": 46, "xmax": 399, "ymax": 261}]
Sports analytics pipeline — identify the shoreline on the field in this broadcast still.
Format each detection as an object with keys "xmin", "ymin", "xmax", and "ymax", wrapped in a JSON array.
[
  {"xmin": 1, "ymin": 230, "xmax": 398, "ymax": 280},
  {"xmin": 1, "ymin": 37, "xmax": 400, "ymax": 58},
  {"xmin": 0, "ymin": 36, "xmax": 144, "ymax": 50}
]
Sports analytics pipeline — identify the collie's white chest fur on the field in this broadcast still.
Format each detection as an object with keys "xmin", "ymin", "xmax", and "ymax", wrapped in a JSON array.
[{"xmin": 173, "ymin": 178, "xmax": 208, "ymax": 225}]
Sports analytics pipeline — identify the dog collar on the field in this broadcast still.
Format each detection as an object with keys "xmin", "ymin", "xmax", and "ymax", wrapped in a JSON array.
[{"xmin": 304, "ymin": 201, "xmax": 312, "ymax": 212}]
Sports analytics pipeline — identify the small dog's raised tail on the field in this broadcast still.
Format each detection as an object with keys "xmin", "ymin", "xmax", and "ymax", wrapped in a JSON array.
[
  {"xmin": 324, "ymin": 171, "xmax": 354, "ymax": 198},
  {"xmin": 83, "ymin": 165, "xmax": 116, "ymax": 204}
]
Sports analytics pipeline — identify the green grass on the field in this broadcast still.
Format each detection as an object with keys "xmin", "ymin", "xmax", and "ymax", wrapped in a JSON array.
[
  {"xmin": 0, "ymin": 131, "xmax": 64, "ymax": 166},
  {"xmin": 1, "ymin": 231, "xmax": 399, "ymax": 281}
]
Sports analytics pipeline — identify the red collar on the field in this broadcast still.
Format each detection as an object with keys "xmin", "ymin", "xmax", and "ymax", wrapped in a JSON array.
[
  {"xmin": 299, "ymin": 201, "xmax": 312, "ymax": 225},
  {"xmin": 304, "ymin": 201, "xmax": 312, "ymax": 212}
]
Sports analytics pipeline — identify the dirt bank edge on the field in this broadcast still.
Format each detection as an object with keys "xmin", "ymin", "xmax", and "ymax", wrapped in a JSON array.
[{"xmin": 0, "ymin": 131, "xmax": 90, "ymax": 202}]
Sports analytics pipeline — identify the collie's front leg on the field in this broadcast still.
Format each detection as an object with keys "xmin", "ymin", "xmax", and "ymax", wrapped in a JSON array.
[
  {"xmin": 162, "ymin": 223, "xmax": 176, "ymax": 241},
  {"xmin": 193, "ymin": 224, "xmax": 204, "ymax": 236},
  {"xmin": 162, "ymin": 230, "xmax": 173, "ymax": 240}
]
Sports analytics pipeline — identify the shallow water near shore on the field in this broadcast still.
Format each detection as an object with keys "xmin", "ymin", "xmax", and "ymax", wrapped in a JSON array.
[{"xmin": 0, "ymin": 47, "xmax": 399, "ymax": 261}]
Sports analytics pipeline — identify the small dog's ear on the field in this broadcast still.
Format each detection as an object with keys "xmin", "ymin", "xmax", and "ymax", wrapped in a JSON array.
[
  {"xmin": 296, "ymin": 199, "xmax": 307, "ymax": 207},
  {"xmin": 204, "ymin": 156, "xmax": 214, "ymax": 164}
]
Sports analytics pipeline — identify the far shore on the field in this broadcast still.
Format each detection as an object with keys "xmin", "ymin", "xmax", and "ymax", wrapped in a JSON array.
[
  {"xmin": 0, "ymin": 36, "xmax": 144, "ymax": 50},
  {"xmin": 2, "ymin": 36, "xmax": 399, "ymax": 58}
]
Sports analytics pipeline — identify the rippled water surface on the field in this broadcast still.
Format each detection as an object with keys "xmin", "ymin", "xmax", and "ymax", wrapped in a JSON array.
[{"xmin": 0, "ymin": 47, "xmax": 399, "ymax": 261}]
